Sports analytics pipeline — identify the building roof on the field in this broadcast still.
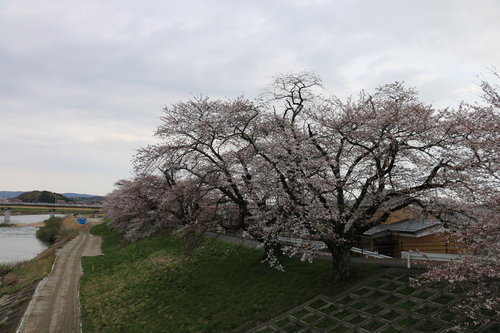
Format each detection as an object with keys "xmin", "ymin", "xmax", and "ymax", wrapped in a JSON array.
[{"xmin": 363, "ymin": 219, "xmax": 442, "ymax": 238}]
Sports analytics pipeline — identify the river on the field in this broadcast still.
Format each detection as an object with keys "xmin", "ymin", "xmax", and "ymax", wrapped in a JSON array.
[{"xmin": 0, "ymin": 214, "xmax": 64, "ymax": 264}]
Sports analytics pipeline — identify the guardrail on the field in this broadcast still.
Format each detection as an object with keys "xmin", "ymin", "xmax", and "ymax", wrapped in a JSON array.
[
  {"xmin": 278, "ymin": 237, "xmax": 465, "ymax": 265},
  {"xmin": 350, "ymin": 247, "xmax": 393, "ymax": 259},
  {"xmin": 402, "ymin": 250, "xmax": 462, "ymax": 268},
  {"xmin": 279, "ymin": 237, "xmax": 326, "ymax": 249},
  {"xmin": 279, "ymin": 237, "xmax": 393, "ymax": 259}
]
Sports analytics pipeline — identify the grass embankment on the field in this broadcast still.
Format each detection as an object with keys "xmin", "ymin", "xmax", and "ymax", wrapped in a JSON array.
[
  {"xmin": 80, "ymin": 224, "xmax": 381, "ymax": 332},
  {"xmin": 0, "ymin": 247, "xmax": 55, "ymax": 297}
]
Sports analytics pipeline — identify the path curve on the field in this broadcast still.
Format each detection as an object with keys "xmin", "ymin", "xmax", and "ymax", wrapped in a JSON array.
[{"xmin": 17, "ymin": 219, "xmax": 103, "ymax": 333}]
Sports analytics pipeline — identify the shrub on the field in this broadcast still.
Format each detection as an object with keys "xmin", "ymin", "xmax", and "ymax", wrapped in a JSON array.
[{"xmin": 36, "ymin": 217, "xmax": 63, "ymax": 243}]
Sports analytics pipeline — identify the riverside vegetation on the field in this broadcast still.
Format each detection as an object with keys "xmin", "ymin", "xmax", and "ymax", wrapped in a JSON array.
[
  {"xmin": 36, "ymin": 216, "xmax": 65, "ymax": 243},
  {"xmin": 0, "ymin": 246, "xmax": 56, "ymax": 297},
  {"xmin": 80, "ymin": 222, "xmax": 381, "ymax": 332}
]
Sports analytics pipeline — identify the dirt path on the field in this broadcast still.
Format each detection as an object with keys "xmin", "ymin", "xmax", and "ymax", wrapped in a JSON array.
[{"xmin": 17, "ymin": 219, "xmax": 103, "ymax": 333}]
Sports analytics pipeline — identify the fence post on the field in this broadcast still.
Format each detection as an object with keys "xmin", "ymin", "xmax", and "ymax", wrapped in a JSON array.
[{"xmin": 407, "ymin": 250, "xmax": 411, "ymax": 269}]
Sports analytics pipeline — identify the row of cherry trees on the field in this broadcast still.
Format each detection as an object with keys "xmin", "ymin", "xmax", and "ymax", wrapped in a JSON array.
[{"xmin": 104, "ymin": 71, "xmax": 500, "ymax": 296}]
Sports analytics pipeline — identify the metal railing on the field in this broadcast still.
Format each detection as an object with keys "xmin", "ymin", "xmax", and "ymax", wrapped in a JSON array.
[
  {"xmin": 355, "ymin": 240, "xmax": 462, "ymax": 259},
  {"xmin": 279, "ymin": 237, "xmax": 463, "ymax": 261}
]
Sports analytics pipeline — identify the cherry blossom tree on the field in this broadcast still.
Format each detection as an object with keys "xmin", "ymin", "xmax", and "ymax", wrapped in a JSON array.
[
  {"xmin": 418, "ymin": 69, "xmax": 500, "ymax": 321},
  {"xmin": 126, "ymin": 71, "xmax": 496, "ymax": 281},
  {"xmin": 133, "ymin": 95, "xmax": 292, "ymax": 262},
  {"xmin": 228, "ymin": 72, "xmax": 485, "ymax": 280},
  {"xmin": 103, "ymin": 173, "xmax": 208, "ymax": 242}
]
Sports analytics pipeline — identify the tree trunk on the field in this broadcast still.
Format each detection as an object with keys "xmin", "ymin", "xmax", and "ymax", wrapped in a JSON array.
[{"xmin": 325, "ymin": 241, "xmax": 353, "ymax": 281}]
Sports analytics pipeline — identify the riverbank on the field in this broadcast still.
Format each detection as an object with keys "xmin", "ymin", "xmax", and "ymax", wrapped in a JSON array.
[
  {"xmin": 0, "ymin": 218, "xmax": 103, "ymax": 332},
  {"xmin": 0, "ymin": 243, "xmax": 58, "ymax": 332},
  {"xmin": 0, "ymin": 215, "xmax": 86, "ymax": 290},
  {"xmin": 0, "ymin": 222, "xmax": 45, "ymax": 228}
]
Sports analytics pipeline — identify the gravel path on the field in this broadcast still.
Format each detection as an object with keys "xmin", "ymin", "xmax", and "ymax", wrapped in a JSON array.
[{"xmin": 17, "ymin": 219, "xmax": 103, "ymax": 333}]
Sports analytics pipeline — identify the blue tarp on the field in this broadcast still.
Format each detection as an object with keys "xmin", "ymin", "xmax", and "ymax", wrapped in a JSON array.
[{"xmin": 77, "ymin": 218, "xmax": 87, "ymax": 224}]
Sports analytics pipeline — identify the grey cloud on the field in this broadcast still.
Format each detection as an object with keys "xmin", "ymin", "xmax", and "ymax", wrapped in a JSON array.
[{"xmin": 1, "ymin": 0, "xmax": 499, "ymax": 195}]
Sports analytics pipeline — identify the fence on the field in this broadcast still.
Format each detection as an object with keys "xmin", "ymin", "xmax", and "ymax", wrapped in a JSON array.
[
  {"xmin": 279, "ymin": 237, "xmax": 463, "ymax": 260},
  {"xmin": 355, "ymin": 240, "xmax": 462, "ymax": 259}
]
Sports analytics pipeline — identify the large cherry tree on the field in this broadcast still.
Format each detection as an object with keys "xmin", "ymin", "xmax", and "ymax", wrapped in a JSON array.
[
  {"xmin": 123, "ymin": 71, "xmax": 494, "ymax": 281},
  {"xmin": 238, "ymin": 72, "xmax": 483, "ymax": 280}
]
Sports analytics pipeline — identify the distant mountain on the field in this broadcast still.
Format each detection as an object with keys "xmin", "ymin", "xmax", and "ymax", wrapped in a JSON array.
[
  {"xmin": 17, "ymin": 190, "xmax": 71, "ymax": 203},
  {"xmin": 0, "ymin": 191, "xmax": 25, "ymax": 199},
  {"xmin": 66, "ymin": 195, "xmax": 104, "ymax": 203},
  {"xmin": 0, "ymin": 191, "xmax": 103, "ymax": 203},
  {"xmin": 63, "ymin": 193, "xmax": 98, "ymax": 198}
]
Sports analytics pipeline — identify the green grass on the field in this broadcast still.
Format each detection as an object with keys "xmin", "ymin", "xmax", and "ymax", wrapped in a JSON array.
[
  {"xmin": 346, "ymin": 314, "xmax": 366, "ymax": 325},
  {"xmin": 417, "ymin": 320, "xmax": 444, "ymax": 332},
  {"xmin": 315, "ymin": 317, "xmax": 336, "ymax": 329},
  {"xmin": 413, "ymin": 289, "xmax": 434, "ymax": 300},
  {"xmin": 395, "ymin": 315, "xmax": 420, "ymax": 327},
  {"xmin": 415, "ymin": 304, "xmax": 438, "ymax": 315},
  {"xmin": 395, "ymin": 299, "xmax": 417, "ymax": 310},
  {"xmin": 368, "ymin": 279, "xmax": 386, "ymax": 288},
  {"xmin": 80, "ymin": 223, "xmax": 381, "ymax": 332},
  {"xmin": 381, "ymin": 282, "xmax": 400, "ymax": 291},
  {"xmin": 364, "ymin": 306, "xmax": 382, "ymax": 315},
  {"xmin": 360, "ymin": 319, "xmax": 385, "ymax": 331},
  {"xmin": 307, "ymin": 299, "xmax": 329, "ymax": 310},
  {"xmin": 381, "ymin": 294, "xmax": 401, "ymax": 305},
  {"xmin": 352, "ymin": 287, "xmax": 371, "ymax": 296},
  {"xmin": 379, "ymin": 309, "xmax": 402, "ymax": 321},
  {"xmin": 433, "ymin": 294, "xmax": 455, "ymax": 305},
  {"xmin": 395, "ymin": 285, "xmax": 415, "ymax": 295},
  {"xmin": 332, "ymin": 309, "xmax": 353, "ymax": 320}
]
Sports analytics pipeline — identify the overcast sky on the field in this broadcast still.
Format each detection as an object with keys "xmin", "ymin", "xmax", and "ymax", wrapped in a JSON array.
[{"xmin": 1, "ymin": 0, "xmax": 499, "ymax": 196}]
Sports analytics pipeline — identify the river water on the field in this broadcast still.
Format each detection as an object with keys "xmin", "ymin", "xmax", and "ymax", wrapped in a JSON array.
[{"xmin": 0, "ymin": 214, "xmax": 64, "ymax": 264}]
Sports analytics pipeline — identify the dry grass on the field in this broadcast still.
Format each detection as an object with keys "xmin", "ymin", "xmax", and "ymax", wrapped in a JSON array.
[
  {"xmin": 0, "ymin": 252, "xmax": 55, "ymax": 296},
  {"xmin": 30, "ymin": 221, "xmax": 46, "ymax": 227},
  {"xmin": 62, "ymin": 215, "xmax": 84, "ymax": 230}
]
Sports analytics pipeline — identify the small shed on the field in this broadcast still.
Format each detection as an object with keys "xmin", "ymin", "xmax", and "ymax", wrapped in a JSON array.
[{"xmin": 357, "ymin": 219, "xmax": 457, "ymax": 258}]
